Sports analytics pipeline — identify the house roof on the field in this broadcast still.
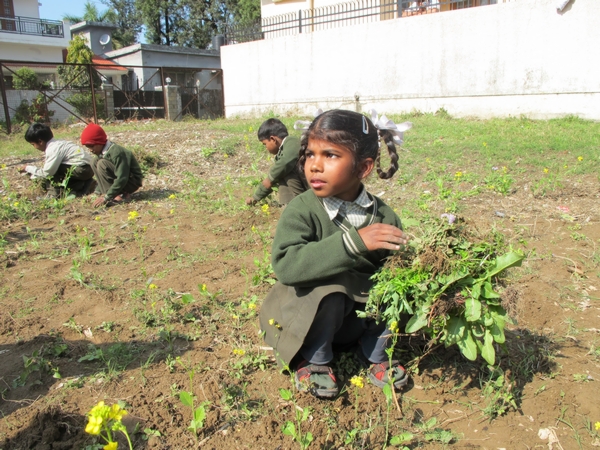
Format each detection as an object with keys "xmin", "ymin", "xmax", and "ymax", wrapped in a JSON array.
[
  {"xmin": 70, "ymin": 21, "xmax": 119, "ymax": 32},
  {"xmin": 104, "ymin": 43, "xmax": 219, "ymax": 59},
  {"xmin": 91, "ymin": 55, "xmax": 127, "ymax": 72}
]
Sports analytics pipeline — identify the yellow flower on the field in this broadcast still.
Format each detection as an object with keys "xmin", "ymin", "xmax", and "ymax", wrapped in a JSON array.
[
  {"xmin": 454, "ymin": 171, "xmax": 462, "ymax": 179},
  {"xmin": 564, "ymin": 165, "xmax": 568, "ymax": 168},
  {"xmin": 148, "ymin": 284, "xmax": 157, "ymax": 290},
  {"xmin": 502, "ymin": 166, "xmax": 507, "ymax": 173},
  {"xmin": 578, "ymin": 156, "xmax": 583, "ymax": 161},
  {"xmin": 108, "ymin": 403, "xmax": 127, "ymax": 421},
  {"xmin": 13, "ymin": 202, "xmax": 19, "ymax": 207},
  {"xmin": 1, "ymin": 163, "xmax": 6, "ymax": 169},
  {"xmin": 482, "ymin": 142, "xmax": 487, "ymax": 147},
  {"xmin": 169, "ymin": 209, "xmax": 174, "ymax": 214},
  {"xmin": 201, "ymin": 284, "xmax": 207, "ymax": 292},
  {"xmin": 224, "ymin": 153, "xmax": 229, "ymax": 159},
  {"xmin": 268, "ymin": 318, "xmax": 275, "ymax": 325},
  {"xmin": 261, "ymin": 204, "xmax": 270, "ymax": 215},
  {"xmin": 232, "ymin": 314, "xmax": 239, "ymax": 320},
  {"xmin": 248, "ymin": 126, "xmax": 254, "ymax": 132},
  {"xmin": 389, "ymin": 321, "xmax": 399, "ymax": 333},
  {"xmin": 233, "ymin": 348, "xmax": 246, "ymax": 356},
  {"xmin": 104, "ymin": 443, "xmax": 118, "ymax": 450},
  {"xmin": 85, "ymin": 414, "xmax": 103, "ymax": 435},
  {"xmin": 543, "ymin": 168, "xmax": 549, "ymax": 173},
  {"xmin": 350, "ymin": 376, "xmax": 364, "ymax": 388},
  {"xmin": 248, "ymin": 303, "xmax": 256, "ymax": 310},
  {"xmin": 168, "ymin": 194, "xmax": 176, "ymax": 199},
  {"xmin": 251, "ymin": 225, "xmax": 256, "ymax": 233},
  {"xmin": 127, "ymin": 211, "xmax": 139, "ymax": 221},
  {"xmin": 95, "ymin": 216, "xmax": 101, "ymax": 221},
  {"xmin": 595, "ymin": 421, "xmax": 600, "ymax": 430}
]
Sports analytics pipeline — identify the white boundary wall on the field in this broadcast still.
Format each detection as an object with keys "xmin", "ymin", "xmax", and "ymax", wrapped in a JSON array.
[{"xmin": 221, "ymin": 0, "xmax": 600, "ymax": 119}]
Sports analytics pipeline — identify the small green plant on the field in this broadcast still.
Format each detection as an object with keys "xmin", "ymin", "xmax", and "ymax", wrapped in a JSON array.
[
  {"xmin": 63, "ymin": 317, "xmax": 83, "ymax": 334},
  {"xmin": 12, "ymin": 349, "xmax": 58, "ymax": 387},
  {"xmin": 280, "ymin": 388, "xmax": 314, "ymax": 449},
  {"xmin": 177, "ymin": 358, "xmax": 211, "ymax": 440},
  {"xmin": 480, "ymin": 367, "xmax": 518, "ymax": 419},
  {"xmin": 484, "ymin": 166, "xmax": 514, "ymax": 195}
]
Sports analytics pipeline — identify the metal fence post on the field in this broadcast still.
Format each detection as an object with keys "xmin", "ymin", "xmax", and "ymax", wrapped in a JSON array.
[
  {"xmin": 88, "ymin": 64, "xmax": 98, "ymax": 124},
  {"xmin": 0, "ymin": 64, "xmax": 12, "ymax": 134},
  {"xmin": 299, "ymin": 10, "xmax": 303, "ymax": 34}
]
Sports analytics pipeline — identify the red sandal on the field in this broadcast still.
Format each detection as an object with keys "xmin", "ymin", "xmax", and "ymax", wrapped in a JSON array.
[{"xmin": 294, "ymin": 360, "xmax": 339, "ymax": 398}]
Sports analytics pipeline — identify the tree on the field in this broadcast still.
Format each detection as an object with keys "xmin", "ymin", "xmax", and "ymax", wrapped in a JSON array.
[
  {"xmin": 57, "ymin": 35, "xmax": 100, "ymax": 88},
  {"xmin": 12, "ymin": 67, "xmax": 39, "ymax": 90},
  {"xmin": 99, "ymin": 0, "xmax": 141, "ymax": 48},
  {"xmin": 64, "ymin": 0, "xmax": 140, "ymax": 49},
  {"xmin": 135, "ymin": 0, "xmax": 260, "ymax": 49},
  {"xmin": 63, "ymin": 1, "xmax": 113, "ymax": 24}
]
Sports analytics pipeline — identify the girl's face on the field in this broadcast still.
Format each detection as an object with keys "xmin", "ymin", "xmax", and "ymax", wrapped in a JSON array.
[{"xmin": 304, "ymin": 138, "xmax": 373, "ymax": 202}]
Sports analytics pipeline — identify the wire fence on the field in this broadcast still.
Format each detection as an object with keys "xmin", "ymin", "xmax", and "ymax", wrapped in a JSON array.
[{"xmin": 225, "ymin": 0, "xmax": 511, "ymax": 43}]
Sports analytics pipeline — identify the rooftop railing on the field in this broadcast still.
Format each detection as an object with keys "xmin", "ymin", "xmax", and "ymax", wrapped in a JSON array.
[
  {"xmin": 225, "ymin": 0, "xmax": 509, "ymax": 44},
  {"xmin": 0, "ymin": 15, "xmax": 64, "ymax": 38}
]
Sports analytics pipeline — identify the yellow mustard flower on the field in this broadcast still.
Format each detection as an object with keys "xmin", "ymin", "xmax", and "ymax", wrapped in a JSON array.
[
  {"xmin": 108, "ymin": 403, "xmax": 127, "ymax": 421},
  {"xmin": 564, "ymin": 165, "xmax": 568, "ymax": 169},
  {"xmin": 350, "ymin": 376, "xmax": 364, "ymax": 388},
  {"xmin": 169, "ymin": 209, "xmax": 174, "ymax": 214},
  {"xmin": 13, "ymin": 202, "xmax": 19, "ymax": 207},
  {"xmin": 268, "ymin": 318, "xmax": 275, "ymax": 325},
  {"xmin": 104, "ymin": 442, "xmax": 118, "ymax": 450},
  {"xmin": 127, "ymin": 211, "xmax": 139, "ymax": 221},
  {"xmin": 594, "ymin": 421, "xmax": 600, "ymax": 430},
  {"xmin": 251, "ymin": 225, "xmax": 256, "ymax": 233},
  {"xmin": 168, "ymin": 194, "xmax": 176, "ymax": 199},
  {"xmin": 454, "ymin": 171, "xmax": 463, "ymax": 179},
  {"xmin": 578, "ymin": 156, "xmax": 583, "ymax": 161},
  {"xmin": 248, "ymin": 303, "xmax": 256, "ymax": 310},
  {"xmin": 482, "ymin": 142, "xmax": 487, "ymax": 147},
  {"xmin": 224, "ymin": 153, "xmax": 229, "ymax": 159},
  {"xmin": 261, "ymin": 204, "xmax": 270, "ymax": 214},
  {"xmin": 1, "ymin": 163, "xmax": 6, "ymax": 169},
  {"xmin": 389, "ymin": 321, "xmax": 399, "ymax": 334},
  {"xmin": 233, "ymin": 348, "xmax": 246, "ymax": 356},
  {"xmin": 148, "ymin": 284, "xmax": 157, "ymax": 290},
  {"xmin": 201, "ymin": 284, "xmax": 207, "ymax": 292},
  {"xmin": 95, "ymin": 216, "xmax": 101, "ymax": 221},
  {"xmin": 85, "ymin": 414, "xmax": 103, "ymax": 435},
  {"xmin": 502, "ymin": 166, "xmax": 507, "ymax": 173},
  {"xmin": 248, "ymin": 126, "xmax": 254, "ymax": 132},
  {"xmin": 543, "ymin": 168, "xmax": 549, "ymax": 173}
]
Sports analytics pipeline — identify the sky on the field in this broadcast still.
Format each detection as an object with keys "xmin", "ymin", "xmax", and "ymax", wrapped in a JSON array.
[{"xmin": 39, "ymin": 0, "xmax": 104, "ymax": 22}]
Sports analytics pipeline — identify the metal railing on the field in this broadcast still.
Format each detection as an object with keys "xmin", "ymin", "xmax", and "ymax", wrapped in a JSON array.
[
  {"xmin": 0, "ymin": 15, "xmax": 64, "ymax": 38},
  {"xmin": 225, "ymin": 0, "xmax": 505, "ymax": 43}
]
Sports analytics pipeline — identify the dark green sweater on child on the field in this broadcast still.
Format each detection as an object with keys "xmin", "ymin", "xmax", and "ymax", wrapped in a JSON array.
[{"xmin": 252, "ymin": 136, "xmax": 307, "ymax": 204}]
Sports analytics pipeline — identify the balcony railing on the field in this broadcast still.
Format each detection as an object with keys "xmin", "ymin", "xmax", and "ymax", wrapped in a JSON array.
[
  {"xmin": 225, "ymin": 0, "xmax": 510, "ymax": 44},
  {"xmin": 0, "ymin": 15, "xmax": 64, "ymax": 38}
]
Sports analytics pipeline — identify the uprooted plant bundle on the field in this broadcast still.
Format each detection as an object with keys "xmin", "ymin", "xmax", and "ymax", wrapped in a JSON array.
[{"xmin": 361, "ymin": 216, "xmax": 524, "ymax": 366}]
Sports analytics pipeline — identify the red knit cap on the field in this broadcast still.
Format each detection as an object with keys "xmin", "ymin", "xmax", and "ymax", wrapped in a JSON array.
[{"xmin": 81, "ymin": 123, "xmax": 107, "ymax": 145}]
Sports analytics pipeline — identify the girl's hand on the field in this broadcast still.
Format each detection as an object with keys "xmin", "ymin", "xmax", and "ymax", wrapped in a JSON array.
[{"xmin": 358, "ymin": 223, "xmax": 409, "ymax": 251}]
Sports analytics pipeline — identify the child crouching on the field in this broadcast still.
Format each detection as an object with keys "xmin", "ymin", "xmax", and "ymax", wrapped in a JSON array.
[{"xmin": 259, "ymin": 109, "xmax": 411, "ymax": 398}]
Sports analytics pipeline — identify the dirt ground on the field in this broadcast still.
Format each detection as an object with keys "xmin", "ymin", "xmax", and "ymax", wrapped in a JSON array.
[{"xmin": 1, "ymin": 120, "xmax": 599, "ymax": 449}]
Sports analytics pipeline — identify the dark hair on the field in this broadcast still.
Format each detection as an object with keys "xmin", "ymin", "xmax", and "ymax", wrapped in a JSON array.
[
  {"xmin": 257, "ymin": 118, "xmax": 289, "ymax": 141},
  {"xmin": 298, "ymin": 109, "xmax": 399, "ymax": 179},
  {"xmin": 24, "ymin": 123, "xmax": 53, "ymax": 143}
]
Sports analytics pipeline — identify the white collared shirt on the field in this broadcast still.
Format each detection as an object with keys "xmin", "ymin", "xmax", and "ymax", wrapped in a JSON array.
[
  {"xmin": 322, "ymin": 187, "xmax": 373, "ymax": 228},
  {"xmin": 26, "ymin": 138, "xmax": 93, "ymax": 179}
]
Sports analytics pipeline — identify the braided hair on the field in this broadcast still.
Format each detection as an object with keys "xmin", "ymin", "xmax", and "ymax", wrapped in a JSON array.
[{"xmin": 298, "ymin": 109, "xmax": 399, "ymax": 179}]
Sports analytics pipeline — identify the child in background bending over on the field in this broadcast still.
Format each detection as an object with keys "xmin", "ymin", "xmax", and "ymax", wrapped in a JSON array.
[
  {"xmin": 20, "ymin": 123, "xmax": 94, "ymax": 198},
  {"xmin": 259, "ymin": 109, "xmax": 412, "ymax": 398},
  {"xmin": 80, "ymin": 123, "xmax": 144, "ymax": 208},
  {"xmin": 246, "ymin": 118, "xmax": 307, "ymax": 207}
]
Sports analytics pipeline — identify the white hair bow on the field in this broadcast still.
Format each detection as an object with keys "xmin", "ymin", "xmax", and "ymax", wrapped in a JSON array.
[
  {"xmin": 293, "ymin": 108, "xmax": 324, "ymax": 130},
  {"xmin": 369, "ymin": 109, "xmax": 412, "ymax": 145}
]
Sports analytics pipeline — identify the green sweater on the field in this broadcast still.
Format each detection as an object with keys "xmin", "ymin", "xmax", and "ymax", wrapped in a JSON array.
[
  {"xmin": 252, "ymin": 136, "xmax": 304, "ymax": 201},
  {"xmin": 271, "ymin": 189, "xmax": 402, "ymax": 289},
  {"xmin": 101, "ymin": 143, "xmax": 144, "ymax": 200}
]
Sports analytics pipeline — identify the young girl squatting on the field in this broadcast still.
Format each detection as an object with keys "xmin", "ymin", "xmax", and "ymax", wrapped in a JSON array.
[{"xmin": 259, "ymin": 109, "xmax": 411, "ymax": 398}]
